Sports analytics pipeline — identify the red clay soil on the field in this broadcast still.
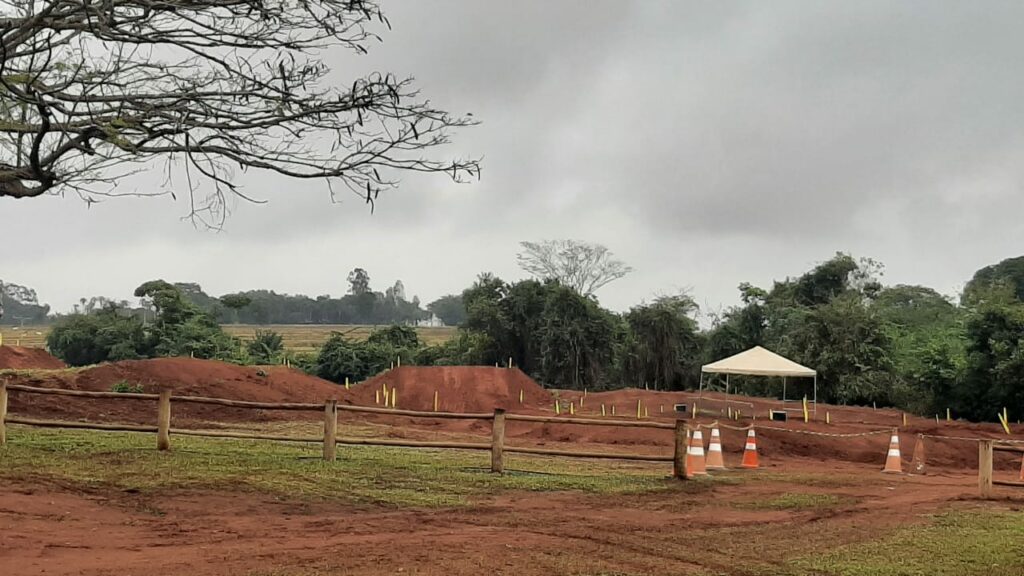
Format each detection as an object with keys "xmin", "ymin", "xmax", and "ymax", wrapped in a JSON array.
[
  {"xmin": 0, "ymin": 345, "xmax": 65, "ymax": 370},
  {"xmin": 358, "ymin": 366, "xmax": 551, "ymax": 413},
  {"xmin": 2, "ymin": 357, "xmax": 347, "ymax": 425},
  {"xmin": 0, "ymin": 465, "xmax": 1008, "ymax": 576}
]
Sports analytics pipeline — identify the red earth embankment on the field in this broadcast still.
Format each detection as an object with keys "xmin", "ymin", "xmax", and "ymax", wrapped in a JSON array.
[{"xmin": 0, "ymin": 345, "xmax": 65, "ymax": 370}]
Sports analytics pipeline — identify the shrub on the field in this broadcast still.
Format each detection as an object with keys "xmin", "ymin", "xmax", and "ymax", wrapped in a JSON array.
[
  {"xmin": 248, "ymin": 330, "xmax": 284, "ymax": 364},
  {"xmin": 110, "ymin": 381, "xmax": 145, "ymax": 393}
]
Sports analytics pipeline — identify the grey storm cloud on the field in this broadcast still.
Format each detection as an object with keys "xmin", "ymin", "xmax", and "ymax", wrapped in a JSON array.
[{"xmin": 3, "ymin": 1, "xmax": 1024, "ymax": 315}]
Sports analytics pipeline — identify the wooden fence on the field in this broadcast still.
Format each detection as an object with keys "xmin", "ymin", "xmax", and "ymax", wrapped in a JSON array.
[
  {"xmin": 978, "ymin": 439, "xmax": 1024, "ymax": 497},
  {"xmin": 0, "ymin": 383, "xmax": 689, "ymax": 477}
]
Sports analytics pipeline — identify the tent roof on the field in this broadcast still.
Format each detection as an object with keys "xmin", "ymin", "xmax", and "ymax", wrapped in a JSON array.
[{"xmin": 701, "ymin": 346, "xmax": 816, "ymax": 378}]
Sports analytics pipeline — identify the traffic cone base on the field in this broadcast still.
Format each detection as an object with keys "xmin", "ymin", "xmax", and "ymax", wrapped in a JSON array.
[
  {"xmin": 686, "ymin": 429, "xmax": 707, "ymax": 477},
  {"xmin": 706, "ymin": 428, "xmax": 726, "ymax": 470},
  {"xmin": 882, "ymin": 433, "xmax": 902, "ymax": 473},
  {"xmin": 741, "ymin": 429, "xmax": 759, "ymax": 469}
]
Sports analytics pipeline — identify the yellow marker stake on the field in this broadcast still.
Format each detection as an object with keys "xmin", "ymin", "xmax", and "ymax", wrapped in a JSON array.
[
  {"xmin": 555, "ymin": 400, "xmax": 561, "ymax": 415},
  {"xmin": 644, "ymin": 406, "xmax": 648, "ymax": 418},
  {"xmin": 391, "ymin": 389, "xmax": 397, "ymax": 408},
  {"xmin": 601, "ymin": 404, "xmax": 606, "ymax": 416},
  {"xmin": 570, "ymin": 402, "xmax": 575, "ymax": 415},
  {"xmin": 660, "ymin": 404, "xmax": 664, "ymax": 414},
  {"xmin": 636, "ymin": 399, "xmax": 642, "ymax": 420},
  {"xmin": 397, "ymin": 356, "xmax": 401, "ymax": 368},
  {"xmin": 946, "ymin": 408, "xmax": 951, "ymax": 422},
  {"xmin": 375, "ymin": 390, "xmax": 380, "ymax": 405},
  {"xmin": 826, "ymin": 411, "xmax": 831, "ymax": 425},
  {"xmin": 902, "ymin": 413, "xmax": 907, "ymax": 427},
  {"xmin": 433, "ymin": 390, "xmax": 439, "ymax": 412},
  {"xmin": 584, "ymin": 388, "xmax": 588, "ymax": 398},
  {"xmin": 611, "ymin": 405, "xmax": 616, "ymax": 416},
  {"xmin": 802, "ymin": 396, "xmax": 809, "ymax": 423},
  {"xmin": 999, "ymin": 412, "xmax": 1011, "ymax": 435},
  {"xmin": 344, "ymin": 377, "xmax": 350, "ymax": 390},
  {"xmin": 519, "ymin": 389, "xmax": 524, "ymax": 404}
]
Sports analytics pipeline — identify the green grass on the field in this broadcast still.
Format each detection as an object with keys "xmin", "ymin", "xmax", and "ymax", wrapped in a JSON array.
[
  {"xmin": 785, "ymin": 509, "xmax": 1024, "ymax": 575},
  {"xmin": 733, "ymin": 492, "xmax": 850, "ymax": 511},
  {"xmin": 0, "ymin": 426, "xmax": 698, "ymax": 507}
]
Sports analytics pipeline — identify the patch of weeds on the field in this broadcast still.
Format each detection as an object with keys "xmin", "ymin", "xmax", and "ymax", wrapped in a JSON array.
[{"xmin": 110, "ymin": 380, "xmax": 145, "ymax": 393}]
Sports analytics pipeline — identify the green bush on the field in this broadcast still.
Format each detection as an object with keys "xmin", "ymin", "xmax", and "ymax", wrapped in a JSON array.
[
  {"xmin": 47, "ymin": 308, "xmax": 149, "ymax": 366},
  {"xmin": 247, "ymin": 330, "xmax": 284, "ymax": 364}
]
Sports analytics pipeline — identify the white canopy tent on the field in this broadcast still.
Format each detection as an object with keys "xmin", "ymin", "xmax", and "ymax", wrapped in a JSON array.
[{"xmin": 700, "ymin": 346, "xmax": 817, "ymax": 412}]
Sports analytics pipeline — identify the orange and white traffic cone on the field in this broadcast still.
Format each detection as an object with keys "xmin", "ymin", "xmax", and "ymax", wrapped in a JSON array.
[
  {"xmin": 883, "ymin": 431, "xmax": 902, "ymax": 473},
  {"xmin": 706, "ymin": 427, "xmax": 726, "ymax": 470},
  {"xmin": 741, "ymin": 428, "xmax": 759, "ymax": 469},
  {"xmin": 686, "ymin": 429, "xmax": 707, "ymax": 478},
  {"xmin": 911, "ymin": 435, "xmax": 926, "ymax": 474}
]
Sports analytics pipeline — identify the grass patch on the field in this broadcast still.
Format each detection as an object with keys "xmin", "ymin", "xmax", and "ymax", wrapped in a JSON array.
[
  {"xmin": 0, "ymin": 426, "xmax": 700, "ymax": 507},
  {"xmin": 733, "ymin": 492, "xmax": 849, "ymax": 511},
  {"xmin": 786, "ymin": 509, "xmax": 1024, "ymax": 575}
]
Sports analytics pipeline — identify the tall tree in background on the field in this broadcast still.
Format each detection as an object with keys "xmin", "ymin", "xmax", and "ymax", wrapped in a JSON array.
[
  {"xmin": 623, "ymin": 294, "xmax": 702, "ymax": 390},
  {"xmin": 347, "ymin": 268, "xmax": 371, "ymax": 296},
  {"xmin": 0, "ymin": 0, "xmax": 478, "ymax": 225},
  {"xmin": 517, "ymin": 240, "xmax": 633, "ymax": 296},
  {"xmin": 426, "ymin": 294, "xmax": 466, "ymax": 326}
]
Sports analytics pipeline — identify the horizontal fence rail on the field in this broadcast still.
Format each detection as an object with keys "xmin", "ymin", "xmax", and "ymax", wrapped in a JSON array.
[
  {"xmin": 7, "ymin": 384, "xmax": 159, "ymax": 400},
  {"xmin": 0, "ymin": 382, "xmax": 692, "ymax": 475}
]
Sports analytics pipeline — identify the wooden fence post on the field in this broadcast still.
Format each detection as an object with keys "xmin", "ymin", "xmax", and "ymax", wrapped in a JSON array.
[
  {"xmin": 979, "ymin": 439, "xmax": 993, "ymax": 498},
  {"xmin": 0, "ymin": 382, "xmax": 8, "ymax": 447},
  {"xmin": 491, "ymin": 408, "xmax": 506, "ymax": 473},
  {"xmin": 673, "ymin": 420, "xmax": 687, "ymax": 480},
  {"xmin": 157, "ymin": 389, "xmax": 171, "ymax": 451},
  {"xmin": 323, "ymin": 400, "xmax": 338, "ymax": 462}
]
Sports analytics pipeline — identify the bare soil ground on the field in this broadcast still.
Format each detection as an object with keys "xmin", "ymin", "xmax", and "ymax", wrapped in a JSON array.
[
  {"xmin": 4, "ymin": 360, "xmax": 1024, "ymax": 575},
  {"xmin": 3, "ymin": 459, "xmax": 1015, "ymax": 576}
]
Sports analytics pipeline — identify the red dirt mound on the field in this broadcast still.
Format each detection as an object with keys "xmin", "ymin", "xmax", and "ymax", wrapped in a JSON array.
[
  {"xmin": 0, "ymin": 345, "xmax": 65, "ymax": 370},
  {"xmin": 356, "ymin": 366, "xmax": 551, "ymax": 413},
  {"xmin": 3, "ymin": 357, "xmax": 344, "ymax": 425}
]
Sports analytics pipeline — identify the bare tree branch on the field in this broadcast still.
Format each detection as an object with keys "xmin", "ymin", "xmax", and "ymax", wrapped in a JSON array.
[{"xmin": 0, "ymin": 0, "xmax": 479, "ymax": 226}]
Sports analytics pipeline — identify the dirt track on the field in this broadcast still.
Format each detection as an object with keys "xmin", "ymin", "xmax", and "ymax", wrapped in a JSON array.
[
  {"xmin": 0, "ymin": 462, "xmax": 1009, "ymax": 576},
  {"xmin": 4, "ymin": 357, "xmax": 1024, "ymax": 472},
  {"xmin": 3, "ymin": 358, "xmax": 1024, "ymax": 574}
]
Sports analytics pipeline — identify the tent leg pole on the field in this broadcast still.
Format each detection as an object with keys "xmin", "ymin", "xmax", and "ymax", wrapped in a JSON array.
[
  {"xmin": 813, "ymin": 375, "xmax": 817, "ymax": 415},
  {"xmin": 726, "ymin": 374, "xmax": 730, "ymax": 397},
  {"xmin": 783, "ymin": 377, "xmax": 786, "ymax": 404}
]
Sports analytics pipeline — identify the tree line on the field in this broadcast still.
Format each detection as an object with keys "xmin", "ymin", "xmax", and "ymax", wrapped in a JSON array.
[{"xmin": 19, "ymin": 248, "xmax": 1024, "ymax": 423}]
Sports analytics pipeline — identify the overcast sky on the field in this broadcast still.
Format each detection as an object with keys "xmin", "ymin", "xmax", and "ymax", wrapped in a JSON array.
[{"xmin": 4, "ymin": 1, "xmax": 1024, "ymax": 317}]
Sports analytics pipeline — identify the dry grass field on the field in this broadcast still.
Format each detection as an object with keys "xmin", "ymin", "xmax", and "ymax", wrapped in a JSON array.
[{"xmin": 1, "ymin": 324, "xmax": 457, "ymax": 353}]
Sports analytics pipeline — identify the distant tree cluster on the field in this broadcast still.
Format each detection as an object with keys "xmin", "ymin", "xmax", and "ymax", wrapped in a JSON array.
[
  {"xmin": 47, "ymin": 281, "xmax": 238, "ymax": 366},
  {"xmin": 0, "ymin": 280, "xmax": 50, "ymax": 325}
]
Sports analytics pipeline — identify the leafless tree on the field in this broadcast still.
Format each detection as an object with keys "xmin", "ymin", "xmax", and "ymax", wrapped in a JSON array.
[
  {"xmin": 0, "ymin": 0, "xmax": 478, "ymax": 225},
  {"xmin": 517, "ymin": 240, "xmax": 633, "ymax": 296}
]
